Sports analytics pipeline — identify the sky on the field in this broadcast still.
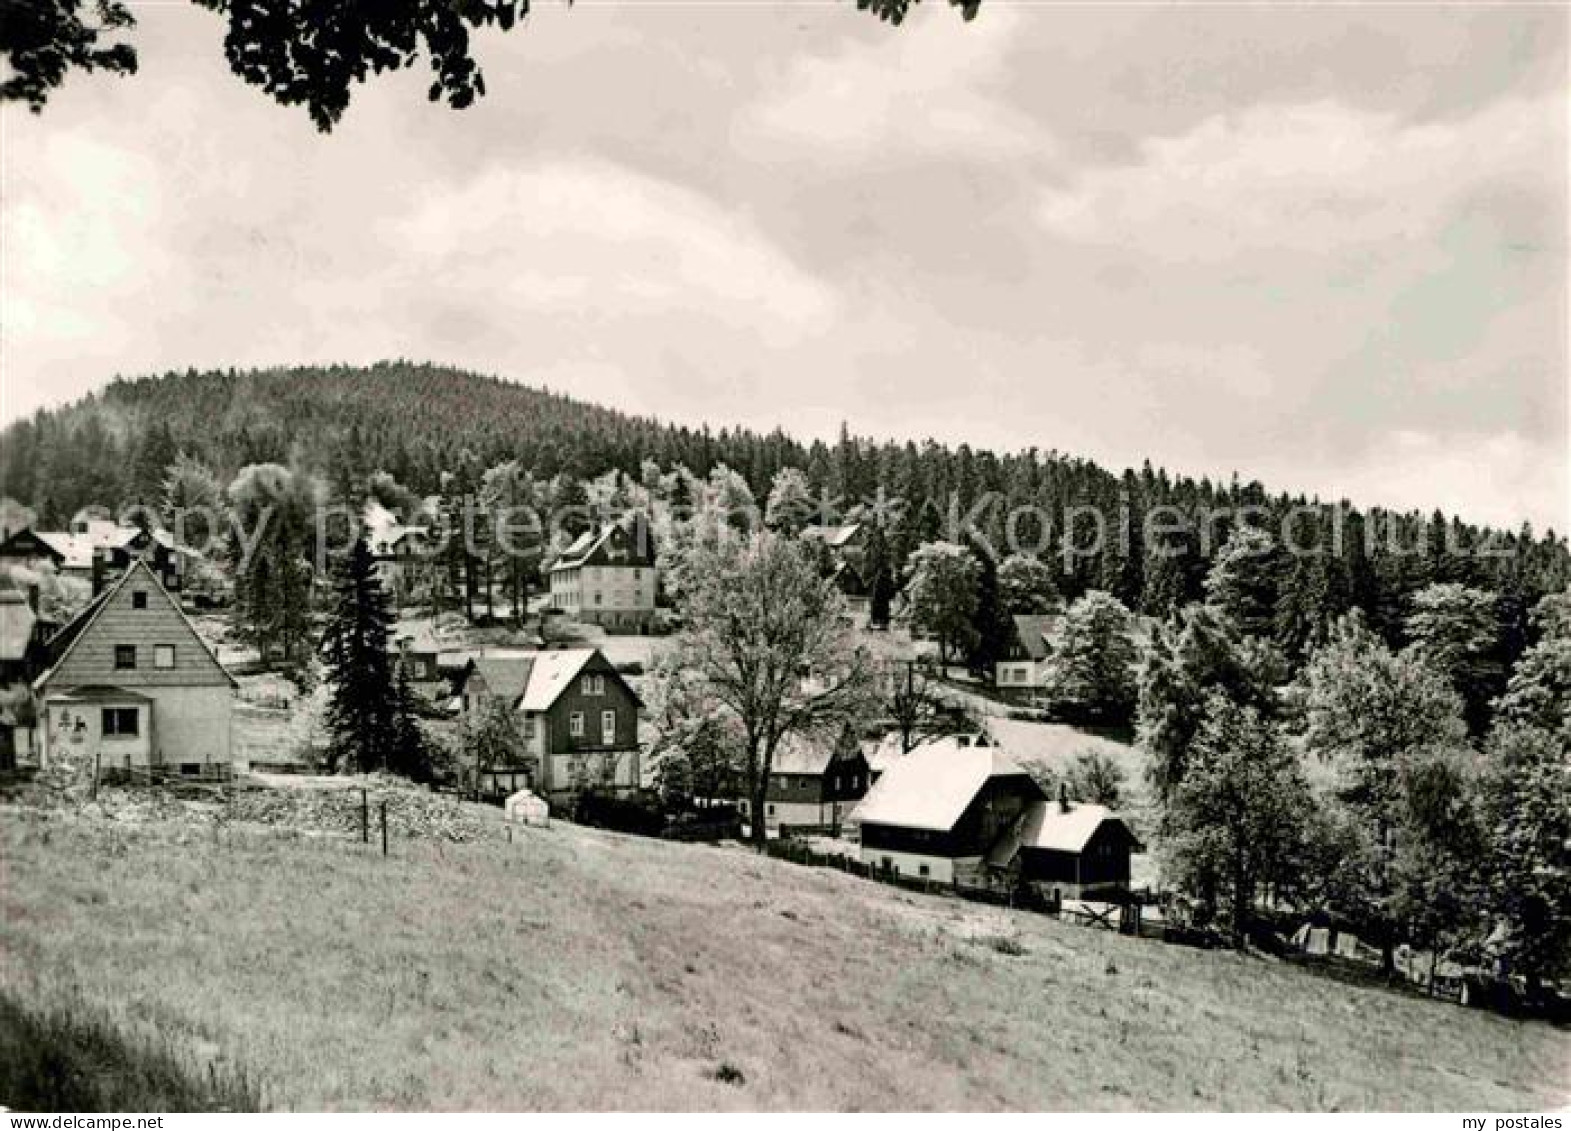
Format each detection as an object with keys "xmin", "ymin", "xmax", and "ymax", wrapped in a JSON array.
[{"xmin": 2, "ymin": 1, "xmax": 1566, "ymax": 530}]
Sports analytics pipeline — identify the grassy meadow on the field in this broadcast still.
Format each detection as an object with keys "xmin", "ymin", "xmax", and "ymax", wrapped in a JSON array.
[{"xmin": 1, "ymin": 806, "xmax": 1566, "ymax": 1112}]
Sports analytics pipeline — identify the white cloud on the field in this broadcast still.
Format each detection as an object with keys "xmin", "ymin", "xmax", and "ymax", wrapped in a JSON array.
[
  {"xmin": 388, "ymin": 160, "xmax": 837, "ymax": 344},
  {"xmin": 1321, "ymin": 429, "xmax": 1567, "ymax": 531},
  {"xmin": 736, "ymin": 5, "xmax": 1048, "ymax": 163},
  {"xmin": 1036, "ymin": 95, "xmax": 1560, "ymax": 260}
]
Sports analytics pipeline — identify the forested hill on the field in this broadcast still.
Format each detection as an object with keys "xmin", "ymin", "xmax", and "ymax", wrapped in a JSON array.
[{"xmin": 1, "ymin": 361, "xmax": 1567, "ymax": 650}]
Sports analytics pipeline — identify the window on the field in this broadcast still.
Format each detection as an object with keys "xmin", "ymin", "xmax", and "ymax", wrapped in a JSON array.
[
  {"xmin": 114, "ymin": 645, "xmax": 136, "ymax": 670},
  {"xmin": 131, "ymin": 591, "xmax": 148, "ymax": 610},
  {"xmin": 601, "ymin": 710, "xmax": 616, "ymax": 744},
  {"xmin": 581, "ymin": 674, "xmax": 605, "ymax": 696},
  {"xmin": 102, "ymin": 707, "xmax": 139, "ymax": 738},
  {"xmin": 569, "ymin": 712, "xmax": 585, "ymax": 737},
  {"xmin": 632, "ymin": 569, "xmax": 641, "ymax": 581},
  {"xmin": 522, "ymin": 716, "xmax": 537, "ymax": 741},
  {"xmin": 593, "ymin": 592, "xmax": 602, "ymax": 606},
  {"xmin": 180, "ymin": 763, "xmax": 201, "ymax": 777},
  {"xmin": 919, "ymin": 864, "xmax": 931, "ymax": 878},
  {"xmin": 153, "ymin": 644, "xmax": 175, "ymax": 669},
  {"xmin": 767, "ymin": 805, "xmax": 776, "ymax": 816}
]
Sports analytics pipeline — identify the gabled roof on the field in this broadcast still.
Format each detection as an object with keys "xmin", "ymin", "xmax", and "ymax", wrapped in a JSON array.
[
  {"xmin": 802, "ymin": 523, "xmax": 862, "ymax": 548},
  {"xmin": 34, "ymin": 532, "xmax": 95, "ymax": 570},
  {"xmin": 460, "ymin": 647, "xmax": 640, "ymax": 711},
  {"xmin": 33, "ymin": 558, "xmax": 237, "ymax": 692},
  {"xmin": 771, "ymin": 732, "xmax": 841, "ymax": 776},
  {"xmin": 852, "ymin": 735, "xmax": 1036, "ymax": 833},
  {"xmin": 467, "ymin": 654, "xmax": 538, "ymax": 702},
  {"xmin": 1010, "ymin": 614, "xmax": 1063, "ymax": 662},
  {"xmin": 987, "ymin": 800, "xmax": 1142, "ymax": 867},
  {"xmin": 517, "ymin": 649, "xmax": 599, "ymax": 711},
  {"xmin": 550, "ymin": 516, "xmax": 655, "ymax": 572},
  {"xmin": 0, "ymin": 528, "xmax": 65, "ymax": 563},
  {"xmin": 1019, "ymin": 801, "xmax": 1141, "ymax": 854}
]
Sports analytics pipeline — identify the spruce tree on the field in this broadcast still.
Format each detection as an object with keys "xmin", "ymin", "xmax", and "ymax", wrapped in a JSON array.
[{"xmin": 321, "ymin": 537, "xmax": 400, "ymax": 774}]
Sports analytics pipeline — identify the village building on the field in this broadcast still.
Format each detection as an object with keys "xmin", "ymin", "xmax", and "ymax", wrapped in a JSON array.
[
  {"xmin": 548, "ymin": 517, "xmax": 657, "ymax": 632},
  {"xmin": 0, "ymin": 521, "xmax": 190, "ymax": 594},
  {"xmin": 363, "ymin": 501, "xmax": 435, "ymax": 606},
  {"xmin": 455, "ymin": 646, "xmax": 642, "ymax": 806},
  {"xmin": 734, "ymin": 730, "xmax": 871, "ymax": 835},
  {"xmin": 994, "ymin": 613, "xmax": 1062, "ymax": 698},
  {"xmin": 32, "ymin": 558, "xmax": 236, "ymax": 782},
  {"xmin": 853, "ymin": 734, "xmax": 1042, "ymax": 885},
  {"xmin": 801, "ymin": 522, "xmax": 867, "ymax": 566},
  {"xmin": 986, "ymin": 788, "xmax": 1144, "ymax": 901}
]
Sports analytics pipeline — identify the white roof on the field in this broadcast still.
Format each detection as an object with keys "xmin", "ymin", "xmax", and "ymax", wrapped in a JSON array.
[
  {"xmin": 517, "ymin": 648, "xmax": 597, "ymax": 711},
  {"xmin": 35, "ymin": 532, "xmax": 94, "ymax": 569},
  {"xmin": 851, "ymin": 736, "xmax": 1032, "ymax": 833},
  {"xmin": 1018, "ymin": 801, "xmax": 1126, "ymax": 853}
]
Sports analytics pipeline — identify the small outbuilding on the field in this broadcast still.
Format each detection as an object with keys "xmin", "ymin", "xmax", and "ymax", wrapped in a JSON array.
[
  {"xmin": 988, "ymin": 787, "xmax": 1143, "ymax": 900},
  {"xmin": 504, "ymin": 789, "xmax": 551, "ymax": 827}
]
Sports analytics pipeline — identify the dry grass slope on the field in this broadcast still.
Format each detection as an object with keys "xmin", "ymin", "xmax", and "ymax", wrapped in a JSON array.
[{"xmin": 1, "ymin": 807, "xmax": 1565, "ymax": 1112}]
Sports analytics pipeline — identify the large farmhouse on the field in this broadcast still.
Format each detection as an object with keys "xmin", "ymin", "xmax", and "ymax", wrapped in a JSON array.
[
  {"xmin": 548, "ymin": 517, "xmax": 657, "ymax": 632},
  {"xmin": 33, "ymin": 559, "xmax": 236, "ymax": 781},
  {"xmin": 456, "ymin": 647, "xmax": 642, "ymax": 805},
  {"xmin": 853, "ymin": 735, "xmax": 1042, "ymax": 885}
]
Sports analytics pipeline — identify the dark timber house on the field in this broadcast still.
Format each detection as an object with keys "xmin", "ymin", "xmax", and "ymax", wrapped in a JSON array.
[
  {"xmin": 988, "ymin": 788, "xmax": 1144, "ymax": 900},
  {"xmin": 455, "ymin": 647, "xmax": 643, "ymax": 805}
]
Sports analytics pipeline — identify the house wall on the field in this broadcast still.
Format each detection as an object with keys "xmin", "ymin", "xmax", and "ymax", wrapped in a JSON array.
[
  {"xmin": 949, "ymin": 776, "xmax": 1041, "ymax": 856},
  {"xmin": 553, "ymin": 564, "xmax": 655, "ymax": 629},
  {"xmin": 1021, "ymin": 826, "xmax": 1133, "ymax": 896},
  {"xmin": 45, "ymin": 570, "xmax": 231, "ymax": 691},
  {"xmin": 41, "ymin": 695, "xmax": 152, "ymax": 771},
  {"xmin": 148, "ymin": 685, "xmax": 234, "ymax": 769},
  {"xmin": 856, "ymin": 845, "xmax": 964, "ymax": 884},
  {"xmin": 994, "ymin": 661, "xmax": 1041, "ymax": 690},
  {"xmin": 738, "ymin": 796, "xmax": 856, "ymax": 830}
]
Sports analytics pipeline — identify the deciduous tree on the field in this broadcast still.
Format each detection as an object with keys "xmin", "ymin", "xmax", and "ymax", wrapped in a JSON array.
[
  {"xmin": 905, "ymin": 540, "xmax": 980, "ymax": 665},
  {"xmin": 657, "ymin": 531, "xmax": 872, "ymax": 847},
  {"xmin": 1045, "ymin": 589, "xmax": 1138, "ymax": 725}
]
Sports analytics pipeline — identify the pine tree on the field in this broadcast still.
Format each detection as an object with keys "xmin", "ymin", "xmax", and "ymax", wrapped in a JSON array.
[
  {"xmin": 1204, "ymin": 526, "xmax": 1282, "ymax": 639},
  {"xmin": 321, "ymin": 538, "xmax": 400, "ymax": 774},
  {"xmin": 388, "ymin": 665, "xmax": 432, "ymax": 782}
]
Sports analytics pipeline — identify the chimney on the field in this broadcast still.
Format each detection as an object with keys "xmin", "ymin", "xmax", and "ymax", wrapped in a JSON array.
[{"xmin": 1057, "ymin": 782, "xmax": 1071, "ymax": 813}]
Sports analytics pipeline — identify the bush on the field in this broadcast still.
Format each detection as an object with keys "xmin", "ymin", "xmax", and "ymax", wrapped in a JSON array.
[
  {"xmin": 0, "ymin": 989, "xmax": 261, "ymax": 1112},
  {"xmin": 574, "ymin": 790, "xmax": 667, "ymax": 837}
]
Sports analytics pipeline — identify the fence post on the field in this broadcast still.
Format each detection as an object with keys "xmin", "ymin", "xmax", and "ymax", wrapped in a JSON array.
[
  {"xmin": 360, "ymin": 789, "xmax": 369, "ymax": 844},
  {"xmin": 380, "ymin": 800, "xmax": 388, "ymax": 857}
]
